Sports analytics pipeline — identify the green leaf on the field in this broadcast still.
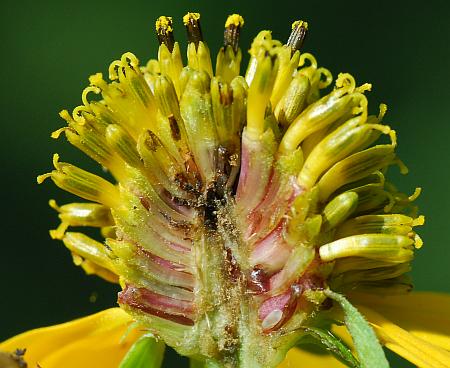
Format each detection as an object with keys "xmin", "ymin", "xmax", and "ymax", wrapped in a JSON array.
[
  {"xmin": 302, "ymin": 327, "xmax": 360, "ymax": 368},
  {"xmin": 324, "ymin": 290, "xmax": 389, "ymax": 368},
  {"xmin": 119, "ymin": 333, "xmax": 166, "ymax": 368}
]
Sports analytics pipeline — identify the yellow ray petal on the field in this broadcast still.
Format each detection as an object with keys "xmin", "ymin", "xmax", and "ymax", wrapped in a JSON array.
[
  {"xmin": 357, "ymin": 305, "xmax": 450, "ymax": 368},
  {"xmin": 0, "ymin": 308, "xmax": 142, "ymax": 368},
  {"xmin": 349, "ymin": 291, "xmax": 450, "ymax": 351},
  {"xmin": 278, "ymin": 347, "xmax": 347, "ymax": 368}
]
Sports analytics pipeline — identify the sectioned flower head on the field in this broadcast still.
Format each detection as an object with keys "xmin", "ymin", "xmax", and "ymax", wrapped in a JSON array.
[{"xmin": 2, "ymin": 12, "xmax": 449, "ymax": 368}]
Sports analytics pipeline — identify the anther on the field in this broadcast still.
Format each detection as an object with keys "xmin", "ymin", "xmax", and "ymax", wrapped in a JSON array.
[
  {"xmin": 156, "ymin": 16, "xmax": 175, "ymax": 52},
  {"xmin": 183, "ymin": 12, "xmax": 203, "ymax": 48},
  {"xmin": 168, "ymin": 115, "xmax": 181, "ymax": 141},
  {"xmin": 223, "ymin": 14, "xmax": 244, "ymax": 53},
  {"xmin": 286, "ymin": 20, "xmax": 308, "ymax": 56},
  {"xmin": 143, "ymin": 129, "xmax": 161, "ymax": 152}
]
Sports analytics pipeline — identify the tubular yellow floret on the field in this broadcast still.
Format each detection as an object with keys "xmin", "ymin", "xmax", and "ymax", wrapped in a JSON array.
[
  {"xmin": 321, "ymin": 192, "xmax": 359, "ymax": 231},
  {"xmin": 215, "ymin": 45, "xmax": 243, "ymax": 83},
  {"xmin": 154, "ymin": 75, "xmax": 181, "ymax": 117},
  {"xmin": 274, "ymin": 72, "xmax": 311, "ymax": 126},
  {"xmin": 187, "ymin": 41, "xmax": 213, "ymax": 77},
  {"xmin": 297, "ymin": 118, "xmax": 393, "ymax": 190},
  {"xmin": 246, "ymin": 49, "xmax": 279, "ymax": 139},
  {"xmin": 271, "ymin": 46, "xmax": 300, "ymax": 107},
  {"xmin": 316, "ymin": 144, "xmax": 397, "ymax": 202},
  {"xmin": 183, "ymin": 12, "xmax": 212, "ymax": 76},
  {"xmin": 319, "ymin": 234, "xmax": 415, "ymax": 263},
  {"xmin": 38, "ymin": 154, "xmax": 120, "ymax": 208},
  {"xmin": 245, "ymin": 30, "xmax": 280, "ymax": 85},
  {"xmin": 37, "ymin": 153, "xmax": 62, "ymax": 184},
  {"xmin": 63, "ymin": 232, "xmax": 117, "ymax": 276},
  {"xmin": 49, "ymin": 199, "xmax": 113, "ymax": 240},
  {"xmin": 157, "ymin": 42, "xmax": 183, "ymax": 96},
  {"xmin": 279, "ymin": 86, "xmax": 358, "ymax": 154},
  {"xmin": 334, "ymin": 213, "xmax": 425, "ymax": 242}
]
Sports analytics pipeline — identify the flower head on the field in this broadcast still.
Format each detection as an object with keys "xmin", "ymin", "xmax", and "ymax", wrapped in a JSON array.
[{"xmin": 3, "ymin": 12, "xmax": 449, "ymax": 368}]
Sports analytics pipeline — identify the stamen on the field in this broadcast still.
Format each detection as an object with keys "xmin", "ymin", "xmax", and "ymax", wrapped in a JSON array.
[
  {"xmin": 286, "ymin": 20, "xmax": 308, "ymax": 56},
  {"xmin": 223, "ymin": 14, "xmax": 244, "ymax": 53},
  {"xmin": 183, "ymin": 12, "xmax": 203, "ymax": 48},
  {"xmin": 156, "ymin": 16, "xmax": 175, "ymax": 53}
]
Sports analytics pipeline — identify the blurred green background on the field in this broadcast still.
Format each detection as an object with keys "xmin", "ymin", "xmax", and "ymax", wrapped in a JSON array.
[{"xmin": 1, "ymin": 0, "xmax": 449, "ymax": 366}]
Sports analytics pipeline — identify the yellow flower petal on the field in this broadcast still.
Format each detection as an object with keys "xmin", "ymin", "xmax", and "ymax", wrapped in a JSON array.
[
  {"xmin": 357, "ymin": 305, "xmax": 450, "ymax": 368},
  {"xmin": 0, "ymin": 308, "xmax": 142, "ymax": 368},
  {"xmin": 350, "ymin": 292, "xmax": 450, "ymax": 351},
  {"xmin": 278, "ymin": 347, "xmax": 347, "ymax": 368}
]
